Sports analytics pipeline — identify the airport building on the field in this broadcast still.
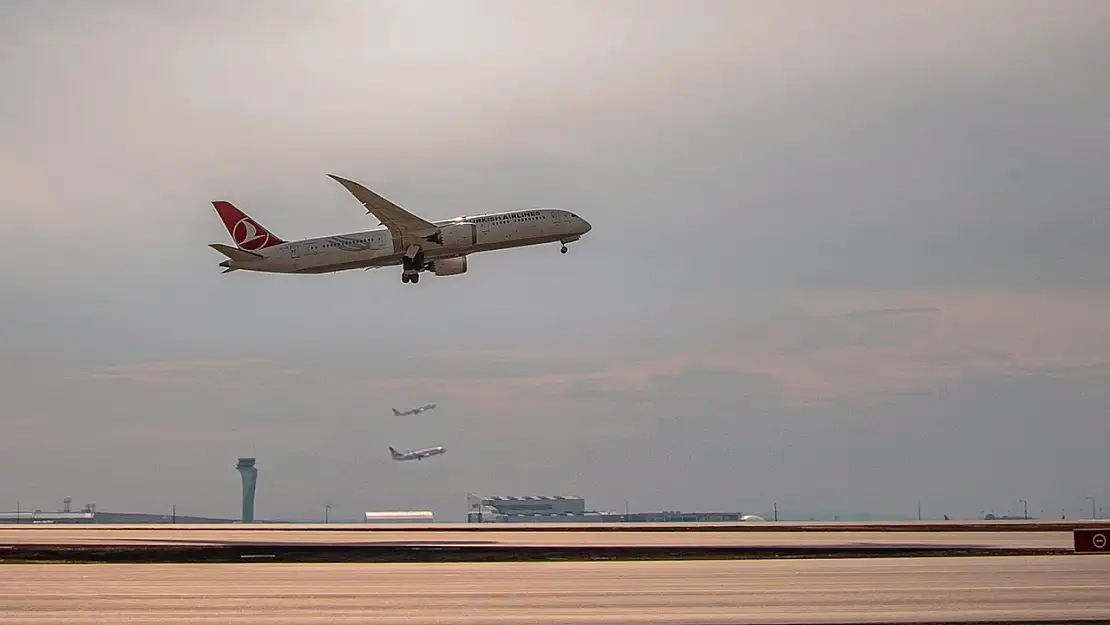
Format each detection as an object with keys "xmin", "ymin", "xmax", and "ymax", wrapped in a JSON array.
[
  {"xmin": 467, "ymin": 494, "xmax": 588, "ymax": 522},
  {"xmin": 466, "ymin": 494, "xmax": 748, "ymax": 523},
  {"xmin": 0, "ymin": 497, "xmax": 238, "ymax": 524},
  {"xmin": 0, "ymin": 497, "xmax": 96, "ymax": 524},
  {"xmin": 611, "ymin": 511, "xmax": 744, "ymax": 522},
  {"xmin": 468, "ymin": 494, "xmax": 586, "ymax": 515},
  {"xmin": 364, "ymin": 511, "xmax": 434, "ymax": 523},
  {"xmin": 0, "ymin": 510, "xmax": 95, "ymax": 524}
]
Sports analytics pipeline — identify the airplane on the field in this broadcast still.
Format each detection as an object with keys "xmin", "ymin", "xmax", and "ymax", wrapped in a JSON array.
[
  {"xmin": 209, "ymin": 174, "xmax": 593, "ymax": 284},
  {"xmin": 393, "ymin": 404, "xmax": 436, "ymax": 416},
  {"xmin": 389, "ymin": 445, "xmax": 447, "ymax": 461}
]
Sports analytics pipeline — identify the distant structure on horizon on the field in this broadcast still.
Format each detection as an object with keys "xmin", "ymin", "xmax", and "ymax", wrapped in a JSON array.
[
  {"xmin": 465, "ymin": 494, "xmax": 745, "ymax": 523},
  {"xmin": 236, "ymin": 458, "xmax": 258, "ymax": 523},
  {"xmin": 364, "ymin": 511, "xmax": 434, "ymax": 523}
]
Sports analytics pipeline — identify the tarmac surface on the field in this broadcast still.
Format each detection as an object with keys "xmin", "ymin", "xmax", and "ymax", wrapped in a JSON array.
[
  {"xmin": 3, "ymin": 556, "xmax": 1109, "ymax": 624},
  {"xmin": 0, "ymin": 525, "xmax": 1074, "ymax": 549}
]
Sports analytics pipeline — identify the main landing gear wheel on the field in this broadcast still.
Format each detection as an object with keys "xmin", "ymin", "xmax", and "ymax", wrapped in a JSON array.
[{"xmin": 402, "ymin": 250, "xmax": 424, "ymax": 284}]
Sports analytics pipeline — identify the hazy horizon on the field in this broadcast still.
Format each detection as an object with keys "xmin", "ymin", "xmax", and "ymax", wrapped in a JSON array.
[{"xmin": 2, "ymin": 0, "xmax": 1110, "ymax": 522}]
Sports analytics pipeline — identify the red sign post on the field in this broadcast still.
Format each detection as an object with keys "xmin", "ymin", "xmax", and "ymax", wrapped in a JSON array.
[{"xmin": 1074, "ymin": 529, "xmax": 1110, "ymax": 553}]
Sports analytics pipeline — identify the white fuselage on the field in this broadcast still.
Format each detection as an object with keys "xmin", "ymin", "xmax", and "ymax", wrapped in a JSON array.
[
  {"xmin": 226, "ymin": 208, "xmax": 591, "ymax": 274},
  {"xmin": 392, "ymin": 446, "xmax": 447, "ymax": 461}
]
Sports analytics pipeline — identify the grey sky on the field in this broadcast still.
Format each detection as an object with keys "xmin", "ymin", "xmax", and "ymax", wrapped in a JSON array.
[{"xmin": 2, "ymin": 0, "xmax": 1110, "ymax": 521}]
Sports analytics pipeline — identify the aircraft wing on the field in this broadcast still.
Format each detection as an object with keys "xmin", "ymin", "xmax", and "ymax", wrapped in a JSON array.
[{"xmin": 327, "ymin": 174, "xmax": 440, "ymax": 242}]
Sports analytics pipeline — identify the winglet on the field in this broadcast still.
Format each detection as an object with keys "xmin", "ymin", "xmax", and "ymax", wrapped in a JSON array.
[
  {"xmin": 328, "ymin": 174, "xmax": 384, "ymax": 224},
  {"xmin": 327, "ymin": 174, "xmax": 373, "ymax": 215}
]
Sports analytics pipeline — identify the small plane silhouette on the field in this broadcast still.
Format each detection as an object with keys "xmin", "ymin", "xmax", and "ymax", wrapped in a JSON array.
[
  {"xmin": 392, "ymin": 403, "xmax": 436, "ymax": 416},
  {"xmin": 389, "ymin": 445, "xmax": 447, "ymax": 461}
]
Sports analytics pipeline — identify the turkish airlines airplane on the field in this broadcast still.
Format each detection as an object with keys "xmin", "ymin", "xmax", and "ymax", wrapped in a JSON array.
[
  {"xmin": 393, "ymin": 403, "xmax": 436, "ymax": 416},
  {"xmin": 390, "ymin": 445, "xmax": 447, "ymax": 461},
  {"xmin": 209, "ymin": 174, "xmax": 593, "ymax": 284}
]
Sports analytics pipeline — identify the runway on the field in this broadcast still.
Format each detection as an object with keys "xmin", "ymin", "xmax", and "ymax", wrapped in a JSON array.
[
  {"xmin": 0, "ymin": 525, "xmax": 1074, "ymax": 549},
  {"xmin": 3, "ymin": 556, "xmax": 1109, "ymax": 624}
]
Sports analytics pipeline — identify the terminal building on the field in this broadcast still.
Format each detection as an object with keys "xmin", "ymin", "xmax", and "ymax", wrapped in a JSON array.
[
  {"xmin": 466, "ymin": 494, "xmax": 746, "ymax": 523},
  {"xmin": 467, "ymin": 494, "xmax": 594, "ymax": 522},
  {"xmin": 0, "ymin": 498, "xmax": 95, "ymax": 524},
  {"xmin": 616, "ymin": 511, "xmax": 744, "ymax": 522}
]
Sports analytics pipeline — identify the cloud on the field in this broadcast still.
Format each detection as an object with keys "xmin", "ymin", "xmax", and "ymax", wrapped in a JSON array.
[
  {"xmin": 70, "ymin": 359, "xmax": 276, "ymax": 383},
  {"xmin": 241, "ymin": 291, "xmax": 1110, "ymax": 413},
  {"xmin": 4, "ymin": 0, "xmax": 1107, "ymax": 250},
  {"xmin": 725, "ymin": 291, "xmax": 1110, "ymax": 404}
]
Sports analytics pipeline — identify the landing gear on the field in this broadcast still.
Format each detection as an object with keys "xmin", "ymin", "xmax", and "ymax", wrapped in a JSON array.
[
  {"xmin": 559, "ymin": 235, "xmax": 580, "ymax": 255},
  {"xmin": 402, "ymin": 248, "xmax": 425, "ymax": 285},
  {"xmin": 560, "ymin": 245, "xmax": 568, "ymax": 254}
]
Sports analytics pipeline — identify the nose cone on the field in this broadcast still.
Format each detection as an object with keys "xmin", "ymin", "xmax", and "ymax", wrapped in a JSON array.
[{"xmin": 582, "ymin": 218, "xmax": 592, "ymax": 234}]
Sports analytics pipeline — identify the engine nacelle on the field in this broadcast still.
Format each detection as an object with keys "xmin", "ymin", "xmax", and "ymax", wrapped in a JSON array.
[
  {"xmin": 430, "ymin": 256, "xmax": 468, "ymax": 276},
  {"xmin": 435, "ymin": 222, "xmax": 477, "ymax": 249}
]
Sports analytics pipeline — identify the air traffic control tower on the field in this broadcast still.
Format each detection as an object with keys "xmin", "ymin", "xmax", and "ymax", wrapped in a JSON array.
[{"xmin": 235, "ymin": 457, "xmax": 258, "ymax": 523}]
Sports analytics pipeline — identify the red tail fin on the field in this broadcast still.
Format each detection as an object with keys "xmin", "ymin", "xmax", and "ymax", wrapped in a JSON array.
[{"xmin": 212, "ymin": 201, "xmax": 285, "ymax": 251}]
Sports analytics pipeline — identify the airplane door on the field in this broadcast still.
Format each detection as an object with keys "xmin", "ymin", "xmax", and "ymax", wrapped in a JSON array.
[
  {"xmin": 480, "ymin": 221, "xmax": 490, "ymax": 234},
  {"xmin": 552, "ymin": 212, "xmax": 562, "ymax": 225},
  {"xmin": 290, "ymin": 244, "xmax": 301, "ymax": 259}
]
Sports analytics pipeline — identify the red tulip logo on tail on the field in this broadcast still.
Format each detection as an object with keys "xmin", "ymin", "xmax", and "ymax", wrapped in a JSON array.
[{"xmin": 212, "ymin": 201, "xmax": 285, "ymax": 251}]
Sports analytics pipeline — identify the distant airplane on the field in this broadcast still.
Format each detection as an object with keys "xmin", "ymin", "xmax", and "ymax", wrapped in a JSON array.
[
  {"xmin": 209, "ymin": 174, "xmax": 592, "ymax": 283},
  {"xmin": 392, "ymin": 404, "xmax": 437, "ymax": 417},
  {"xmin": 389, "ymin": 445, "xmax": 446, "ymax": 462}
]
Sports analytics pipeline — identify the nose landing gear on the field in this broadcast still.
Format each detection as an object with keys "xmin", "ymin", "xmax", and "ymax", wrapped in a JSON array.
[{"xmin": 559, "ymin": 235, "xmax": 580, "ymax": 254}]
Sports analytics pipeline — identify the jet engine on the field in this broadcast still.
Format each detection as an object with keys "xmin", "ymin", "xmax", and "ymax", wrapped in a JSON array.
[
  {"xmin": 433, "ymin": 223, "xmax": 477, "ymax": 248},
  {"xmin": 429, "ymin": 256, "xmax": 468, "ymax": 276}
]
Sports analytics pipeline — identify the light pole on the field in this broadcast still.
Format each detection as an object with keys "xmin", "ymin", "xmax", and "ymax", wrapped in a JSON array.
[
  {"xmin": 325, "ymin": 504, "xmax": 332, "ymax": 524},
  {"xmin": 773, "ymin": 502, "xmax": 778, "ymax": 522},
  {"xmin": 1086, "ymin": 497, "xmax": 1096, "ymax": 519},
  {"xmin": 917, "ymin": 499, "xmax": 922, "ymax": 521},
  {"xmin": 1018, "ymin": 499, "xmax": 1027, "ymax": 520}
]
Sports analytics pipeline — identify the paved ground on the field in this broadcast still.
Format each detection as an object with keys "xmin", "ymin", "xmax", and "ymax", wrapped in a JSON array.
[
  {"xmin": 0, "ymin": 526, "xmax": 1074, "ymax": 549},
  {"xmin": 2, "ymin": 556, "xmax": 1108, "ymax": 624},
  {"xmin": 3, "ymin": 520, "xmax": 1100, "ymax": 531}
]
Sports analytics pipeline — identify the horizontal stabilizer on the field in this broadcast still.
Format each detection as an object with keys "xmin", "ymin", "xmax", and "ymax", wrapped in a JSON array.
[{"xmin": 210, "ymin": 243, "xmax": 265, "ymax": 261}]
